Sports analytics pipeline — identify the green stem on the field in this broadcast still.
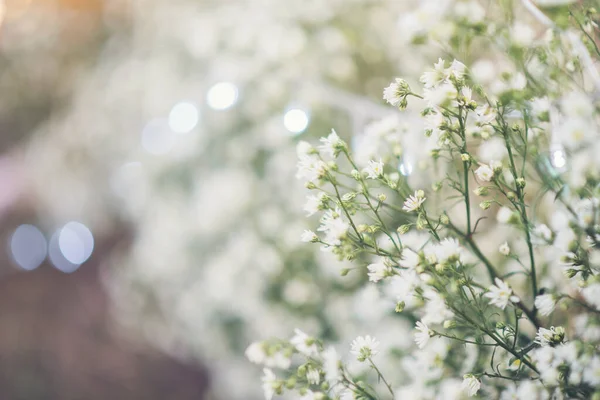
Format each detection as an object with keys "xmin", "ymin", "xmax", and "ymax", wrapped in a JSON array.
[{"xmin": 368, "ymin": 358, "xmax": 394, "ymax": 397}]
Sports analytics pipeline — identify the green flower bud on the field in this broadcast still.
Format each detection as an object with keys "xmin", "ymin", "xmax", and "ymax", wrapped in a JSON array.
[
  {"xmin": 397, "ymin": 224, "xmax": 411, "ymax": 235},
  {"xmin": 474, "ymin": 186, "xmax": 488, "ymax": 196},
  {"xmin": 479, "ymin": 200, "xmax": 492, "ymax": 210},
  {"xmin": 340, "ymin": 268, "xmax": 350, "ymax": 276},
  {"xmin": 395, "ymin": 301, "xmax": 406, "ymax": 313},
  {"xmin": 444, "ymin": 320, "xmax": 457, "ymax": 329},
  {"xmin": 516, "ymin": 177, "xmax": 526, "ymax": 188},
  {"xmin": 440, "ymin": 213, "xmax": 450, "ymax": 225}
]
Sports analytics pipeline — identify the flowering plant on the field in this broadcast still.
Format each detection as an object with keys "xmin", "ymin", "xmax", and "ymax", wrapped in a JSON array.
[{"xmin": 248, "ymin": 1, "xmax": 600, "ymax": 399}]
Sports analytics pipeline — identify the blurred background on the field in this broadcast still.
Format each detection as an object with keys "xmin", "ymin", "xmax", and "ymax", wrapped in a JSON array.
[{"xmin": 0, "ymin": 0, "xmax": 476, "ymax": 398}]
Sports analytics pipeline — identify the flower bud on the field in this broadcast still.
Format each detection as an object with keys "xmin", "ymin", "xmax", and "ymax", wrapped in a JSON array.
[
  {"xmin": 516, "ymin": 177, "xmax": 526, "ymax": 188},
  {"xmin": 395, "ymin": 301, "xmax": 405, "ymax": 313},
  {"xmin": 297, "ymin": 365, "xmax": 307, "ymax": 376},
  {"xmin": 397, "ymin": 224, "xmax": 411, "ymax": 235},
  {"xmin": 378, "ymin": 193, "xmax": 387, "ymax": 202},
  {"xmin": 444, "ymin": 320, "xmax": 457, "ymax": 329},
  {"xmin": 461, "ymin": 153, "xmax": 470, "ymax": 162},
  {"xmin": 474, "ymin": 186, "xmax": 488, "ymax": 196},
  {"xmin": 440, "ymin": 213, "xmax": 450, "ymax": 225},
  {"xmin": 351, "ymin": 169, "xmax": 361, "ymax": 180},
  {"xmin": 479, "ymin": 200, "xmax": 492, "ymax": 210},
  {"xmin": 305, "ymin": 182, "xmax": 317, "ymax": 190}
]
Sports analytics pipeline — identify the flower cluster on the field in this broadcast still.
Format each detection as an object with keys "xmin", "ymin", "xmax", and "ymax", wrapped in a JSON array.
[{"xmin": 249, "ymin": 1, "xmax": 600, "ymax": 398}]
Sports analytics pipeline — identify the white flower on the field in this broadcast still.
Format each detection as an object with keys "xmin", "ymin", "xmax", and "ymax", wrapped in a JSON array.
[
  {"xmin": 367, "ymin": 260, "xmax": 391, "ymax": 282},
  {"xmin": 484, "ymin": 278, "xmax": 520, "ymax": 310},
  {"xmin": 319, "ymin": 129, "xmax": 345, "ymax": 158},
  {"xmin": 533, "ymin": 223, "xmax": 553, "ymax": 242},
  {"xmin": 535, "ymin": 326, "xmax": 566, "ymax": 347},
  {"xmin": 296, "ymin": 155, "xmax": 328, "ymax": 183},
  {"xmin": 303, "ymin": 192, "xmax": 327, "ymax": 216},
  {"xmin": 403, "ymin": 190, "xmax": 426, "ymax": 212},
  {"xmin": 383, "ymin": 78, "xmax": 410, "ymax": 107},
  {"xmin": 461, "ymin": 374, "xmax": 481, "ymax": 397},
  {"xmin": 340, "ymin": 389, "xmax": 358, "ymax": 400},
  {"xmin": 420, "ymin": 58, "xmax": 447, "ymax": 88},
  {"xmin": 399, "ymin": 248, "xmax": 420, "ymax": 269},
  {"xmin": 447, "ymin": 59, "xmax": 467, "ymax": 81},
  {"xmin": 363, "ymin": 159, "xmax": 384, "ymax": 179},
  {"xmin": 245, "ymin": 342, "xmax": 266, "ymax": 364},
  {"xmin": 301, "ymin": 230, "xmax": 318, "ymax": 243},
  {"xmin": 262, "ymin": 368, "xmax": 277, "ymax": 400},
  {"xmin": 496, "ymin": 207, "xmax": 513, "ymax": 223},
  {"xmin": 475, "ymin": 164, "xmax": 494, "ymax": 182},
  {"xmin": 499, "ymin": 242, "xmax": 510, "ymax": 256},
  {"xmin": 582, "ymin": 284, "xmax": 600, "ymax": 310},
  {"xmin": 423, "ymin": 82, "xmax": 457, "ymax": 107},
  {"xmin": 317, "ymin": 207, "xmax": 349, "ymax": 245},
  {"xmin": 290, "ymin": 329, "xmax": 319, "ymax": 356},
  {"xmin": 422, "ymin": 290, "xmax": 453, "ymax": 325},
  {"xmin": 583, "ymin": 356, "xmax": 600, "ymax": 386},
  {"xmin": 435, "ymin": 238, "xmax": 462, "ymax": 263},
  {"xmin": 535, "ymin": 294, "xmax": 557, "ymax": 316},
  {"xmin": 414, "ymin": 321, "xmax": 431, "ymax": 349},
  {"xmin": 475, "ymin": 104, "xmax": 496, "ymax": 125},
  {"xmin": 350, "ymin": 335, "xmax": 380, "ymax": 362},
  {"xmin": 306, "ymin": 367, "xmax": 320, "ymax": 385},
  {"xmin": 297, "ymin": 141, "xmax": 315, "ymax": 158}
]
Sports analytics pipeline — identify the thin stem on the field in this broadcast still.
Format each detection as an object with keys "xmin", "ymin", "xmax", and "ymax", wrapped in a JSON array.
[
  {"xmin": 368, "ymin": 358, "xmax": 394, "ymax": 397},
  {"xmin": 500, "ymin": 119, "xmax": 538, "ymax": 308}
]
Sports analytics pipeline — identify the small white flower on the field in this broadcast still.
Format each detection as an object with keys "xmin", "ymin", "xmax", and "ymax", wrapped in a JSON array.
[
  {"xmin": 383, "ymin": 78, "xmax": 410, "ymax": 107},
  {"xmin": 306, "ymin": 367, "xmax": 320, "ymax": 385},
  {"xmin": 290, "ymin": 329, "xmax": 319, "ymax": 356},
  {"xmin": 583, "ymin": 356, "xmax": 600, "ymax": 386},
  {"xmin": 399, "ymin": 248, "xmax": 420, "ymax": 269},
  {"xmin": 581, "ymin": 284, "xmax": 600, "ymax": 310},
  {"xmin": 301, "ymin": 230, "xmax": 318, "ymax": 243},
  {"xmin": 420, "ymin": 58, "xmax": 447, "ymax": 88},
  {"xmin": 245, "ymin": 342, "xmax": 266, "ymax": 364},
  {"xmin": 363, "ymin": 159, "xmax": 384, "ymax": 179},
  {"xmin": 303, "ymin": 192, "xmax": 327, "ymax": 216},
  {"xmin": 262, "ymin": 368, "xmax": 277, "ymax": 400},
  {"xmin": 403, "ymin": 190, "xmax": 426, "ymax": 212},
  {"xmin": 367, "ymin": 260, "xmax": 392, "ymax": 282},
  {"xmin": 435, "ymin": 238, "xmax": 462, "ymax": 263},
  {"xmin": 475, "ymin": 104, "xmax": 496, "ymax": 125},
  {"xmin": 484, "ymin": 278, "xmax": 520, "ymax": 310},
  {"xmin": 496, "ymin": 207, "xmax": 513, "ymax": 224},
  {"xmin": 297, "ymin": 141, "xmax": 315, "ymax": 158},
  {"xmin": 535, "ymin": 294, "xmax": 557, "ymax": 316},
  {"xmin": 499, "ymin": 242, "xmax": 510, "ymax": 256},
  {"xmin": 535, "ymin": 326, "xmax": 566, "ymax": 347},
  {"xmin": 350, "ymin": 335, "xmax": 380, "ymax": 362},
  {"xmin": 461, "ymin": 374, "xmax": 481, "ymax": 397},
  {"xmin": 475, "ymin": 164, "xmax": 494, "ymax": 182},
  {"xmin": 414, "ymin": 321, "xmax": 431, "ymax": 349},
  {"xmin": 489, "ymin": 160, "xmax": 502, "ymax": 172},
  {"xmin": 297, "ymin": 155, "xmax": 328, "ymax": 183},
  {"xmin": 319, "ymin": 129, "xmax": 345, "ymax": 158},
  {"xmin": 447, "ymin": 59, "xmax": 467, "ymax": 81},
  {"xmin": 317, "ymin": 207, "xmax": 349, "ymax": 246}
]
